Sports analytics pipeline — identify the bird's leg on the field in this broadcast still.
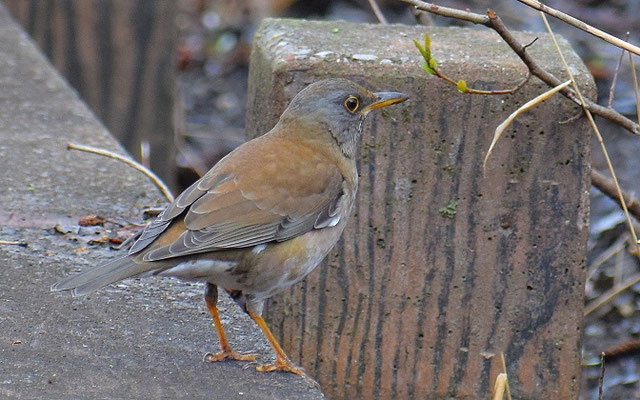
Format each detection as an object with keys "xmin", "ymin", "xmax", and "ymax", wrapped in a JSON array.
[
  {"xmin": 247, "ymin": 308, "xmax": 319, "ymax": 387},
  {"xmin": 203, "ymin": 283, "xmax": 256, "ymax": 362}
]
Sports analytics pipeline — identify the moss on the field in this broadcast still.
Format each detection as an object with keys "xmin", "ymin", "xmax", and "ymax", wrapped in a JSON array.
[
  {"xmin": 443, "ymin": 164, "xmax": 457, "ymax": 174},
  {"xmin": 439, "ymin": 199, "xmax": 458, "ymax": 219}
]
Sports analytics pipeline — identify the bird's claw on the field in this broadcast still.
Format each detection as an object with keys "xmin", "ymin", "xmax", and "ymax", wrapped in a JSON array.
[
  {"xmin": 203, "ymin": 350, "xmax": 257, "ymax": 363},
  {"xmin": 255, "ymin": 357, "xmax": 320, "ymax": 388}
]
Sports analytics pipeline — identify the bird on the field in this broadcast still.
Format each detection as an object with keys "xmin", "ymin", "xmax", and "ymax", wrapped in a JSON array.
[{"xmin": 52, "ymin": 78, "xmax": 408, "ymax": 382}]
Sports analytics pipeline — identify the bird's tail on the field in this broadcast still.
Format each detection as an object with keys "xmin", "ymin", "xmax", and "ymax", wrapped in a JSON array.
[{"xmin": 51, "ymin": 255, "xmax": 155, "ymax": 296}]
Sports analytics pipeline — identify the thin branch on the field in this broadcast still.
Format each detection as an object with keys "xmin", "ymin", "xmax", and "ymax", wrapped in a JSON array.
[
  {"xmin": 401, "ymin": 0, "xmax": 488, "ymax": 24},
  {"xmin": 603, "ymin": 339, "xmax": 640, "ymax": 360},
  {"xmin": 67, "ymin": 143, "xmax": 174, "ymax": 203},
  {"xmin": 399, "ymin": 0, "xmax": 640, "ymax": 136},
  {"xmin": 584, "ymin": 271, "xmax": 640, "ymax": 316},
  {"xmin": 607, "ymin": 33, "xmax": 628, "ymax": 108},
  {"xmin": 0, "ymin": 240, "xmax": 27, "ymax": 246},
  {"xmin": 591, "ymin": 169, "xmax": 640, "ymax": 221},
  {"xmin": 516, "ymin": 0, "xmax": 640, "ymax": 57},
  {"xmin": 558, "ymin": 109, "xmax": 583, "ymax": 124},
  {"xmin": 598, "ymin": 352, "xmax": 605, "ymax": 400},
  {"xmin": 367, "ymin": 0, "xmax": 388, "ymax": 24},
  {"xmin": 586, "ymin": 233, "xmax": 628, "ymax": 282},
  {"xmin": 629, "ymin": 52, "xmax": 640, "ymax": 124},
  {"xmin": 414, "ymin": 33, "xmax": 531, "ymax": 95},
  {"xmin": 486, "ymin": 10, "xmax": 640, "ymax": 136}
]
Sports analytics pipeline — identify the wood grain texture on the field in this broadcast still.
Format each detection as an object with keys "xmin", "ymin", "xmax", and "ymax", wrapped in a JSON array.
[
  {"xmin": 248, "ymin": 20, "xmax": 592, "ymax": 399},
  {"xmin": 3, "ymin": 0, "xmax": 176, "ymax": 185}
]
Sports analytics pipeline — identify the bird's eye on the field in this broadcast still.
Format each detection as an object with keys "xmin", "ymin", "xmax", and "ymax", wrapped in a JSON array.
[{"xmin": 343, "ymin": 96, "xmax": 359, "ymax": 113}]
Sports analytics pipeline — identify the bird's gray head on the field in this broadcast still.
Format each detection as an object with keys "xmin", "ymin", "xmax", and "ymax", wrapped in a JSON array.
[{"xmin": 278, "ymin": 78, "xmax": 408, "ymax": 158}]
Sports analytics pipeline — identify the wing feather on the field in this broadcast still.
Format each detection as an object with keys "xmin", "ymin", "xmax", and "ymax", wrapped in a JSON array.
[{"xmin": 131, "ymin": 137, "xmax": 348, "ymax": 262}]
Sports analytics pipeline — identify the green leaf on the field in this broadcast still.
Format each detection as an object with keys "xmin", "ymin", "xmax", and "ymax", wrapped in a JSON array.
[
  {"xmin": 415, "ymin": 33, "xmax": 438, "ymax": 75},
  {"xmin": 428, "ymin": 57, "xmax": 438, "ymax": 71},
  {"xmin": 422, "ymin": 63, "xmax": 435, "ymax": 75},
  {"xmin": 424, "ymin": 33, "xmax": 431, "ymax": 53},
  {"xmin": 457, "ymin": 80, "xmax": 467, "ymax": 93},
  {"xmin": 413, "ymin": 39, "xmax": 428, "ymax": 61}
]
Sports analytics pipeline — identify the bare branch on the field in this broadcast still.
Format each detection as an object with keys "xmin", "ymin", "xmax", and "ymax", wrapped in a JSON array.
[
  {"xmin": 607, "ymin": 33, "xmax": 629, "ymax": 108},
  {"xmin": 67, "ymin": 143, "xmax": 174, "ymax": 203},
  {"xmin": 591, "ymin": 169, "xmax": 640, "ymax": 221},
  {"xmin": 585, "ymin": 272, "xmax": 640, "ymax": 316},
  {"xmin": 516, "ymin": 0, "xmax": 640, "ymax": 57},
  {"xmin": 598, "ymin": 352, "xmax": 605, "ymax": 400},
  {"xmin": 629, "ymin": 51, "xmax": 640, "ymax": 124},
  {"xmin": 400, "ymin": 0, "xmax": 488, "ymax": 24},
  {"xmin": 367, "ymin": 0, "xmax": 388, "ymax": 24},
  {"xmin": 399, "ymin": 0, "xmax": 640, "ymax": 136},
  {"xmin": 0, "ymin": 240, "xmax": 27, "ymax": 246}
]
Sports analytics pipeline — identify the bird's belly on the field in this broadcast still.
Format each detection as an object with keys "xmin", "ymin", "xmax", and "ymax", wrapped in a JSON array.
[{"xmin": 243, "ymin": 221, "xmax": 347, "ymax": 299}]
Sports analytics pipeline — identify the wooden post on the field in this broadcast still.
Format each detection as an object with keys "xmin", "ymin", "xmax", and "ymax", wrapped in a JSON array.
[
  {"xmin": 4, "ymin": 0, "xmax": 176, "ymax": 187},
  {"xmin": 247, "ymin": 19, "xmax": 592, "ymax": 399}
]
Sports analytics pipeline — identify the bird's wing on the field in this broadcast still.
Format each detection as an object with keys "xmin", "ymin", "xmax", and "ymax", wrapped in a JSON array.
[{"xmin": 130, "ymin": 138, "xmax": 347, "ymax": 262}]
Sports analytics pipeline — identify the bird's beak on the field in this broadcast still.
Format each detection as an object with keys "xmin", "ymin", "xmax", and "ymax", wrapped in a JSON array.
[{"xmin": 361, "ymin": 91, "xmax": 409, "ymax": 115}]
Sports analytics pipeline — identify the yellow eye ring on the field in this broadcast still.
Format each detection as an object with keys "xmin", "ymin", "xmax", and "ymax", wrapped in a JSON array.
[{"xmin": 344, "ymin": 96, "xmax": 359, "ymax": 113}]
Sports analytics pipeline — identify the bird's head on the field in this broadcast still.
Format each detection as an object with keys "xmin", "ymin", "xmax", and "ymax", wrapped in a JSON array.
[{"xmin": 278, "ymin": 78, "xmax": 408, "ymax": 158}]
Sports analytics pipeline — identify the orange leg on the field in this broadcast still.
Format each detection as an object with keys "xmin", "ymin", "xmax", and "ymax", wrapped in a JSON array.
[
  {"xmin": 203, "ymin": 284, "xmax": 256, "ymax": 363},
  {"xmin": 247, "ymin": 309, "xmax": 319, "ymax": 388}
]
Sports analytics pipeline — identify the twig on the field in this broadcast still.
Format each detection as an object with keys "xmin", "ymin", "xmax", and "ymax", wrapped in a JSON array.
[
  {"xmin": 629, "ymin": 51, "xmax": 640, "ymax": 124},
  {"xmin": 516, "ymin": 0, "xmax": 640, "ymax": 57},
  {"xmin": 607, "ymin": 33, "xmax": 628, "ymax": 108},
  {"xmin": 602, "ymin": 339, "xmax": 640, "ymax": 360},
  {"xmin": 584, "ymin": 271, "xmax": 640, "ymax": 316},
  {"xmin": 367, "ymin": 0, "xmax": 388, "ymax": 24},
  {"xmin": 591, "ymin": 169, "xmax": 640, "ymax": 222},
  {"xmin": 557, "ymin": 109, "xmax": 583, "ymax": 124},
  {"xmin": 67, "ymin": 143, "xmax": 174, "ymax": 203},
  {"xmin": 540, "ymin": 12, "xmax": 640, "ymax": 255},
  {"xmin": 484, "ymin": 80, "xmax": 571, "ymax": 169},
  {"xmin": 399, "ymin": 0, "xmax": 640, "ymax": 136},
  {"xmin": 0, "ymin": 240, "xmax": 27, "ymax": 246},
  {"xmin": 401, "ymin": 0, "xmax": 488, "ymax": 24},
  {"xmin": 487, "ymin": 10, "xmax": 640, "ymax": 136},
  {"xmin": 414, "ymin": 33, "xmax": 531, "ymax": 95},
  {"xmin": 586, "ymin": 233, "xmax": 628, "ymax": 283},
  {"xmin": 598, "ymin": 352, "xmax": 605, "ymax": 400}
]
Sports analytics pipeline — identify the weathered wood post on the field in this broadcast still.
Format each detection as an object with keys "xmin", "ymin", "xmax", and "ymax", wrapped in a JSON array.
[
  {"xmin": 4, "ymin": 0, "xmax": 177, "ymax": 187},
  {"xmin": 246, "ymin": 19, "xmax": 592, "ymax": 399}
]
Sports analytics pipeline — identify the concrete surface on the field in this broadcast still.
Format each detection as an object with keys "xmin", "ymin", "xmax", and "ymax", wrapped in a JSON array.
[{"xmin": 0, "ymin": 5, "xmax": 323, "ymax": 400}]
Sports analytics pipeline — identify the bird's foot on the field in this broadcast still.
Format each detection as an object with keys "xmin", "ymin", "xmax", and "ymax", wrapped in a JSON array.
[
  {"xmin": 256, "ymin": 356, "xmax": 320, "ymax": 388},
  {"xmin": 203, "ymin": 349, "xmax": 257, "ymax": 363}
]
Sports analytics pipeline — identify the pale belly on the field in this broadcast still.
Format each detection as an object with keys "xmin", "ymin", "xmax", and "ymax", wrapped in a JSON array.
[{"xmin": 240, "ymin": 217, "xmax": 348, "ymax": 300}]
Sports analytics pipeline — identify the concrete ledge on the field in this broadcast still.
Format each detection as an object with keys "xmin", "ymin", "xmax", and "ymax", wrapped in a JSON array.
[{"xmin": 0, "ymin": 5, "xmax": 323, "ymax": 400}]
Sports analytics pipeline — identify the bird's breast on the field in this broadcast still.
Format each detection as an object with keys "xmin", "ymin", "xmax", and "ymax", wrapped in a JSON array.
[{"xmin": 248, "ymin": 216, "xmax": 350, "ymax": 300}]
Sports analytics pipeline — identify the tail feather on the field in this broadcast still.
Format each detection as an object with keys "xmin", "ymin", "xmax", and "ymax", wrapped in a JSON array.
[{"xmin": 51, "ymin": 255, "xmax": 156, "ymax": 296}]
